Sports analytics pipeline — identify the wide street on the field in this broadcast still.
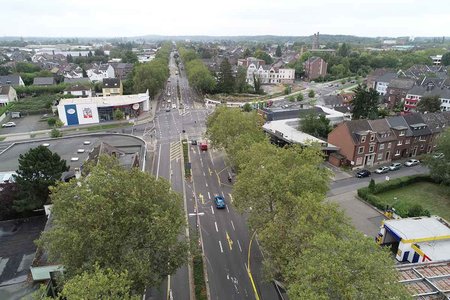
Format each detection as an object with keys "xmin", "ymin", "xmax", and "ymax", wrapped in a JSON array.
[{"xmin": 143, "ymin": 50, "xmax": 280, "ymax": 300}]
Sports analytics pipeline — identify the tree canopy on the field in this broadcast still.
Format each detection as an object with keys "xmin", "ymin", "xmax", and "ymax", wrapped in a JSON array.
[
  {"xmin": 13, "ymin": 145, "xmax": 68, "ymax": 212},
  {"xmin": 37, "ymin": 155, "xmax": 188, "ymax": 293},
  {"xmin": 427, "ymin": 128, "xmax": 450, "ymax": 185},
  {"xmin": 351, "ymin": 84, "xmax": 380, "ymax": 119},
  {"xmin": 216, "ymin": 58, "xmax": 234, "ymax": 94},
  {"xmin": 299, "ymin": 112, "xmax": 331, "ymax": 139},
  {"xmin": 441, "ymin": 52, "xmax": 450, "ymax": 66},
  {"xmin": 416, "ymin": 95, "xmax": 441, "ymax": 113}
]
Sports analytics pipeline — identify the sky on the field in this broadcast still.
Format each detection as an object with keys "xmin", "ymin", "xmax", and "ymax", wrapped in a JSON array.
[{"xmin": 2, "ymin": 0, "xmax": 449, "ymax": 38}]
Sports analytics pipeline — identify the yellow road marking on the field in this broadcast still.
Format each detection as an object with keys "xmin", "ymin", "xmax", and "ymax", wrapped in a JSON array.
[
  {"xmin": 226, "ymin": 231, "xmax": 233, "ymax": 250},
  {"xmin": 208, "ymin": 167, "xmax": 212, "ymax": 176},
  {"xmin": 199, "ymin": 194, "xmax": 205, "ymax": 204}
]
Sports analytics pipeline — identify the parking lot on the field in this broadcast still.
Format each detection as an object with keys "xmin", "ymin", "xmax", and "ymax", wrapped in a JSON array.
[{"xmin": 0, "ymin": 115, "xmax": 49, "ymax": 135}]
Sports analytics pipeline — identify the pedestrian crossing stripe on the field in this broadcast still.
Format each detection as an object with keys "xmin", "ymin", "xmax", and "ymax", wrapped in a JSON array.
[{"xmin": 169, "ymin": 141, "xmax": 182, "ymax": 161}]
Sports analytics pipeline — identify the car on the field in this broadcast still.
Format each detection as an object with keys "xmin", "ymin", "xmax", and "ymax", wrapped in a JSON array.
[
  {"xmin": 356, "ymin": 169, "xmax": 371, "ymax": 178},
  {"xmin": 214, "ymin": 196, "xmax": 226, "ymax": 209},
  {"xmin": 1, "ymin": 122, "xmax": 16, "ymax": 128},
  {"xmin": 375, "ymin": 166, "xmax": 390, "ymax": 174},
  {"xmin": 172, "ymin": 104, "xmax": 177, "ymax": 109},
  {"xmin": 432, "ymin": 152, "xmax": 444, "ymax": 159},
  {"xmin": 404, "ymin": 159, "xmax": 420, "ymax": 167},
  {"xmin": 389, "ymin": 162, "xmax": 402, "ymax": 171},
  {"xmin": 191, "ymin": 140, "xmax": 197, "ymax": 145},
  {"xmin": 165, "ymin": 108, "xmax": 171, "ymax": 112},
  {"xmin": 83, "ymin": 141, "xmax": 91, "ymax": 145}
]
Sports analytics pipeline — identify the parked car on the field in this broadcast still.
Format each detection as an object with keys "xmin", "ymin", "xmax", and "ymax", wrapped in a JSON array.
[
  {"xmin": 375, "ymin": 166, "xmax": 390, "ymax": 174},
  {"xmin": 404, "ymin": 159, "xmax": 420, "ymax": 167},
  {"xmin": 191, "ymin": 140, "xmax": 197, "ymax": 145},
  {"xmin": 356, "ymin": 169, "xmax": 371, "ymax": 178},
  {"xmin": 214, "ymin": 196, "xmax": 226, "ymax": 209},
  {"xmin": 432, "ymin": 153, "xmax": 444, "ymax": 159},
  {"xmin": 389, "ymin": 163, "xmax": 402, "ymax": 171},
  {"xmin": 1, "ymin": 122, "xmax": 16, "ymax": 128},
  {"xmin": 165, "ymin": 108, "xmax": 171, "ymax": 112}
]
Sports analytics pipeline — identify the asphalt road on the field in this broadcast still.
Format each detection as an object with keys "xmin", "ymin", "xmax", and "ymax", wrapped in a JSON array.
[{"xmin": 144, "ymin": 51, "xmax": 280, "ymax": 300}]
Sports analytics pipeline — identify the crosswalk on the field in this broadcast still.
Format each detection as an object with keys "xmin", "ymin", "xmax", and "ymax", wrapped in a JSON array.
[{"xmin": 169, "ymin": 141, "xmax": 182, "ymax": 161}]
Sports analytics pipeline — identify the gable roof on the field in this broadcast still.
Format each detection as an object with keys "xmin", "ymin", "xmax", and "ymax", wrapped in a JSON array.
[
  {"xmin": 402, "ymin": 113, "xmax": 432, "ymax": 136},
  {"xmin": 376, "ymin": 72, "xmax": 398, "ymax": 83},
  {"xmin": 33, "ymin": 77, "xmax": 55, "ymax": 85},
  {"xmin": 368, "ymin": 119, "xmax": 397, "ymax": 142},
  {"xmin": 421, "ymin": 112, "xmax": 449, "ymax": 134},
  {"xmin": 0, "ymin": 74, "xmax": 22, "ymax": 86},
  {"xmin": 0, "ymin": 85, "xmax": 11, "ymax": 95},
  {"xmin": 63, "ymin": 77, "xmax": 90, "ymax": 84},
  {"xmin": 386, "ymin": 115, "xmax": 412, "ymax": 136},
  {"xmin": 388, "ymin": 78, "xmax": 415, "ymax": 90},
  {"xmin": 345, "ymin": 119, "xmax": 371, "ymax": 143},
  {"xmin": 103, "ymin": 78, "xmax": 121, "ymax": 88}
]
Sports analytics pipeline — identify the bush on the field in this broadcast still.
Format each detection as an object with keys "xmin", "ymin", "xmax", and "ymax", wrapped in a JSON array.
[
  {"xmin": 50, "ymin": 128, "xmax": 62, "ymax": 138},
  {"xmin": 47, "ymin": 117, "xmax": 57, "ymax": 127},
  {"xmin": 368, "ymin": 179, "xmax": 375, "ymax": 193},
  {"xmin": 407, "ymin": 204, "xmax": 431, "ymax": 218}
]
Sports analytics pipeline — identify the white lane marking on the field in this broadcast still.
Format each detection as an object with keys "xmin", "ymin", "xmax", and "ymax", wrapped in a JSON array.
[
  {"xmin": 205, "ymin": 182, "xmax": 208, "ymax": 187},
  {"xmin": 230, "ymin": 220, "xmax": 235, "ymax": 231},
  {"xmin": 156, "ymin": 145, "xmax": 162, "ymax": 179},
  {"xmin": 237, "ymin": 240, "xmax": 242, "ymax": 252},
  {"xmin": 244, "ymin": 262, "xmax": 247, "ymax": 270},
  {"xmin": 219, "ymin": 241, "xmax": 224, "ymax": 253},
  {"xmin": 215, "ymin": 222, "xmax": 218, "ymax": 232},
  {"xmin": 229, "ymin": 193, "xmax": 233, "ymax": 203},
  {"xmin": 203, "ymin": 172, "xmax": 206, "ymax": 176},
  {"xmin": 211, "ymin": 206, "xmax": 214, "ymax": 215},
  {"xmin": 226, "ymin": 205, "xmax": 229, "ymax": 213},
  {"xmin": 207, "ymin": 192, "xmax": 211, "ymax": 199}
]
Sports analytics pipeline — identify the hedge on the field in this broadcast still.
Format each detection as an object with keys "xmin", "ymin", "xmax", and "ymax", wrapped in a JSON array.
[{"xmin": 357, "ymin": 175, "xmax": 436, "ymax": 218}]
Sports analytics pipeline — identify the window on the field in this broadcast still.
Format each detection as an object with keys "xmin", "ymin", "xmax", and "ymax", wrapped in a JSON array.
[
  {"xmin": 369, "ymin": 145, "xmax": 375, "ymax": 153},
  {"xmin": 379, "ymin": 143, "xmax": 385, "ymax": 150},
  {"xmin": 395, "ymin": 149, "xmax": 400, "ymax": 156},
  {"xmin": 397, "ymin": 140, "xmax": 403, "ymax": 146},
  {"xmin": 388, "ymin": 142, "xmax": 392, "ymax": 149},
  {"xmin": 420, "ymin": 145, "xmax": 424, "ymax": 150},
  {"xmin": 419, "ymin": 135, "xmax": 426, "ymax": 141},
  {"xmin": 370, "ymin": 135, "xmax": 375, "ymax": 142},
  {"xmin": 377, "ymin": 153, "xmax": 383, "ymax": 160},
  {"xmin": 405, "ymin": 139, "xmax": 410, "ymax": 144},
  {"xmin": 356, "ymin": 157, "xmax": 363, "ymax": 165},
  {"xmin": 361, "ymin": 136, "xmax": 366, "ymax": 143},
  {"xmin": 358, "ymin": 146, "xmax": 364, "ymax": 154},
  {"xmin": 399, "ymin": 131, "xmax": 405, "ymax": 136}
]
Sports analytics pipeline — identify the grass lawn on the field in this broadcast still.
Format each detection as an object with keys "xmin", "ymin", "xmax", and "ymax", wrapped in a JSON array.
[
  {"xmin": 377, "ymin": 182, "xmax": 450, "ymax": 221},
  {"xmin": 85, "ymin": 123, "xmax": 129, "ymax": 132}
]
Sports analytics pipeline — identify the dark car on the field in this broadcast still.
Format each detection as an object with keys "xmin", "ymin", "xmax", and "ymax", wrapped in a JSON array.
[
  {"xmin": 214, "ymin": 196, "xmax": 226, "ymax": 209},
  {"xmin": 356, "ymin": 169, "xmax": 371, "ymax": 178},
  {"xmin": 191, "ymin": 140, "xmax": 197, "ymax": 145}
]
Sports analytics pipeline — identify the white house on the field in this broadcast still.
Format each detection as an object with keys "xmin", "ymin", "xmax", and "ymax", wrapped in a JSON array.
[
  {"xmin": 373, "ymin": 72, "xmax": 398, "ymax": 96},
  {"xmin": 246, "ymin": 63, "xmax": 295, "ymax": 86},
  {"xmin": 0, "ymin": 85, "xmax": 18, "ymax": 106},
  {"xmin": 63, "ymin": 85, "xmax": 93, "ymax": 98},
  {"xmin": 86, "ymin": 64, "xmax": 115, "ymax": 82}
]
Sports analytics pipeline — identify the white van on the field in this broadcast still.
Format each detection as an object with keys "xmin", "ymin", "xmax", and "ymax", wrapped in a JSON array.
[
  {"xmin": 172, "ymin": 104, "xmax": 177, "ymax": 109},
  {"xmin": 167, "ymin": 99, "xmax": 171, "ymax": 103}
]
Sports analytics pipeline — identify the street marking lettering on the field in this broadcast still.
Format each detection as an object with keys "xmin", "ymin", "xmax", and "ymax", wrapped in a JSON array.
[
  {"xmin": 219, "ymin": 240, "xmax": 224, "ymax": 253},
  {"xmin": 199, "ymin": 194, "xmax": 205, "ymax": 204},
  {"xmin": 226, "ymin": 231, "xmax": 233, "ymax": 250},
  {"xmin": 215, "ymin": 221, "xmax": 218, "ymax": 232}
]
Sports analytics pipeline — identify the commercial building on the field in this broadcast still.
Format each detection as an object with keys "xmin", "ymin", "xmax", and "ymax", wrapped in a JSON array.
[
  {"xmin": 376, "ymin": 216, "xmax": 450, "ymax": 263},
  {"xmin": 57, "ymin": 90, "xmax": 149, "ymax": 126},
  {"xmin": 303, "ymin": 57, "xmax": 327, "ymax": 80}
]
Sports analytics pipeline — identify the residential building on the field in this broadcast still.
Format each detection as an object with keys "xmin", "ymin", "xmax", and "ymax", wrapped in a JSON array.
[
  {"xmin": 377, "ymin": 216, "xmax": 450, "ymax": 263},
  {"xmin": 421, "ymin": 112, "xmax": 450, "ymax": 152},
  {"xmin": 86, "ymin": 64, "xmax": 115, "ymax": 82},
  {"xmin": 430, "ymin": 55, "xmax": 442, "ymax": 66},
  {"xmin": 102, "ymin": 78, "xmax": 123, "ymax": 96},
  {"xmin": 366, "ymin": 68, "xmax": 393, "ymax": 89},
  {"xmin": 368, "ymin": 119, "xmax": 397, "ymax": 165},
  {"xmin": 373, "ymin": 72, "xmax": 398, "ymax": 96},
  {"xmin": 63, "ymin": 77, "xmax": 91, "ymax": 85},
  {"xmin": 33, "ymin": 77, "xmax": 55, "ymax": 86},
  {"xmin": 385, "ymin": 78, "xmax": 415, "ymax": 108},
  {"xmin": 63, "ymin": 84, "xmax": 92, "ymax": 98},
  {"xmin": 404, "ymin": 85, "xmax": 450, "ymax": 112},
  {"xmin": 0, "ymin": 74, "xmax": 25, "ymax": 87},
  {"xmin": 386, "ymin": 115, "xmax": 412, "ymax": 159},
  {"xmin": 237, "ymin": 57, "xmax": 265, "ymax": 68},
  {"xmin": 110, "ymin": 62, "xmax": 134, "ymax": 80},
  {"xmin": 303, "ymin": 56, "xmax": 327, "ymax": 80},
  {"xmin": 246, "ymin": 64, "xmax": 295, "ymax": 85},
  {"xmin": 0, "ymin": 85, "xmax": 18, "ymax": 106},
  {"xmin": 403, "ymin": 113, "xmax": 433, "ymax": 156}
]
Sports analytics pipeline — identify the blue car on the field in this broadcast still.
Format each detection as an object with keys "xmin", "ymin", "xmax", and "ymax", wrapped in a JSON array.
[{"xmin": 214, "ymin": 196, "xmax": 226, "ymax": 209}]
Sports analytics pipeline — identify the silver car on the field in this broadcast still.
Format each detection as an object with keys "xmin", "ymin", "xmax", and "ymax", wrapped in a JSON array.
[
  {"xmin": 389, "ymin": 163, "xmax": 402, "ymax": 171},
  {"xmin": 404, "ymin": 159, "xmax": 420, "ymax": 167}
]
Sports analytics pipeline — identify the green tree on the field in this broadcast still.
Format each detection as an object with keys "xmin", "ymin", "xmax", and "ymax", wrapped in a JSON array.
[
  {"xmin": 114, "ymin": 109, "xmax": 124, "ymax": 120},
  {"xmin": 441, "ymin": 52, "xmax": 450, "ymax": 66},
  {"xmin": 296, "ymin": 93, "xmax": 304, "ymax": 101},
  {"xmin": 254, "ymin": 49, "xmax": 273, "ymax": 64},
  {"xmin": 337, "ymin": 42, "xmax": 351, "ymax": 57},
  {"xmin": 308, "ymin": 89, "xmax": 315, "ymax": 98},
  {"xmin": 368, "ymin": 178, "xmax": 375, "ymax": 192},
  {"xmin": 427, "ymin": 128, "xmax": 450, "ymax": 185},
  {"xmin": 299, "ymin": 112, "xmax": 331, "ymax": 139},
  {"xmin": 417, "ymin": 95, "xmax": 441, "ymax": 113},
  {"xmin": 242, "ymin": 48, "xmax": 252, "ymax": 58},
  {"xmin": 15, "ymin": 62, "xmax": 41, "ymax": 73},
  {"xmin": 286, "ymin": 230, "xmax": 410, "ymax": 299},
  {"xmin": 217, "ymin": 58, "xmax": 234, "ymax": 93},
  {"xmin": 13, "ymin": 146, "xmax": 68, "ymax": 212},
  {"xmin": 61, "ymin": 265, "xmax": 139, "ymax": 300},
  {"xmin": 242, "ymin": 103, "xmax": 252, "ymax": 112},
  {"xmin": 351, "ymin": 84, "xmax": 380, "ymax": 120},
  {"xmin": 234, "ymin": 66, "xmax": 248, "ymax": 93},
  {"xmin": 133, "ymin": 58, "xmax": 169, "ymax": 97},
  {"xmin": 253, "ymin": 73, "xmax": 262, "ymax": 94},
  {"xmin": 275, "ymin": 45, "xmax": 282, "ymax": 57},
  {"xmin": 185, "ymin": 59, "xmax": 216, "ymax": 93},
  {"xmin": 37, "ymin": 155, "xmax": 188, "ymax": 293}
]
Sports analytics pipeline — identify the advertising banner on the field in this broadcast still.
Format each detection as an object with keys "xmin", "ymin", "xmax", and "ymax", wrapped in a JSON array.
[{"xmin": 65, "ymin": 104, "xmax": 79, "ymax": 126}]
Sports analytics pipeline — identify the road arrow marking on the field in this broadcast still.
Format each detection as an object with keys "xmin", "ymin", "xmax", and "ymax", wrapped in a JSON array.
[
  {"xmin": 199, "ymin": 194, "xmax": 205, "ymax": 204},
  {"xmin": 226, "ymin": 231, "xmax": 233, "ymax": 251}
]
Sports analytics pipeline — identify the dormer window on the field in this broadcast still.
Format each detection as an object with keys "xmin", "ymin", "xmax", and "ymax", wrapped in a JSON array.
[{"xmin": 399, "ymin": 131, "xmax": 405, "ymax": 136}]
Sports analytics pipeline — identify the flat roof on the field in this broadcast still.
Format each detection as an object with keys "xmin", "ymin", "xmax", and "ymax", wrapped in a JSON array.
[
  {"xmin": 262, "ymin": 118, "xmax": 338, "ymax": 150},
  {"xmin": 384, "ymin": 216, "xmax": 450, "ymax": 241},
  {"xmin": 58, "ymin": 91, "xmax": 149, "ymax": 108},
  {"xmin": 417, "ymin": 240, "xmax": 450, "ymax": 261}
]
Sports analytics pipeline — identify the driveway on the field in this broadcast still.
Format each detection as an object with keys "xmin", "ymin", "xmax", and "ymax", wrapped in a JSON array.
[{"xmin": 0, "ymin": 115, "xmax": 49, "ymax": 135}]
